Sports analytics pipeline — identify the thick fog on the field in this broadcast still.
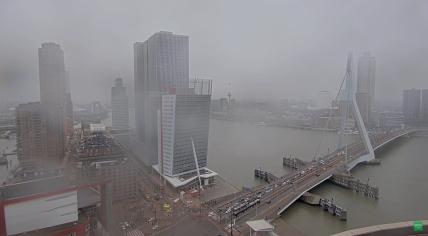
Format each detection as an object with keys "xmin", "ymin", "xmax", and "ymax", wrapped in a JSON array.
[{"xmin": 1, "ymin": 0, "xmax": 427, "ymax": 104}]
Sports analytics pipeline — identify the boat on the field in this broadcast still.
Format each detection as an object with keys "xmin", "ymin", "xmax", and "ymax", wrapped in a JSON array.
[{"xmin": 254, "ymin": 122, "xmax": 266, "ymax": 126}]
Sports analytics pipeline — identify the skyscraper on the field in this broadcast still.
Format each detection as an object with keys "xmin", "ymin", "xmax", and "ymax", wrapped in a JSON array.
[
  {"xmin": 134, "ymin": 31, "xmax": 189, "ymax": 166},
  {"xmin": 158, "ymin": 80, "xmax": 212, "ymax": 177},
  {"xmin": 39, "ymin": 43, "xmax": 67, "ymax": 107},
  {"xmin": 38, "ymin": 42, "xmax": 68, "ymax": 165},
  {"xmin": 403, "ymin": 88, "xmax": 421, "ymax": 125},
  {"xmin": 111, "ymin": 78, "xmax": 129, "ymax": 130},
  {"xmin": 356, "ymin": 52, "xmax": 376, "ymax": 126},
  {"xmin": 16, "ymin": 102, "xmax": 43, "ymax": 166}
]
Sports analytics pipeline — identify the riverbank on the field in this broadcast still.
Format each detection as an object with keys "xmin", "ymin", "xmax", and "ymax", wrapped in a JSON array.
[{"xmin": 211, "ymin": 116, "xmax": 337, "ymax": 132}]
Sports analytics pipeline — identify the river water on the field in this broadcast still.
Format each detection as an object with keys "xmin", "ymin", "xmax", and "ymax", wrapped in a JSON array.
[
  {"xmin": 207, "ymin": 119, "xmax": 428, "ymax": 236},
  {"xmin": 2, "ymin": 117, "xmax": 426, "ymax": 235}
]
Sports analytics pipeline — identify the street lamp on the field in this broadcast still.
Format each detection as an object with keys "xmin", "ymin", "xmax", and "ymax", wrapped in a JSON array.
[{"xmin": 229, "ymin": 208, "xmax": 234, "ymax": 236}]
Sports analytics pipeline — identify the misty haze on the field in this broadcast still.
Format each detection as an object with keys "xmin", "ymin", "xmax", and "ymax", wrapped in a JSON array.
[{"xmin": 0, "ymin": 1, "xmax": 428, "ymax": 236}]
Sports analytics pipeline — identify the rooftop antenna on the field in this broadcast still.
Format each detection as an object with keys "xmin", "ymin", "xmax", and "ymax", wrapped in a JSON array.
[{"xmin": 227, "ymin": 82, "xmax": 232, "ymax": 104}]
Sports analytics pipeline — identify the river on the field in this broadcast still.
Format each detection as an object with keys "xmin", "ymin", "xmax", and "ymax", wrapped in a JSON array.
[
  {"xmin": 3, "ymin": 117, "xmax": 426, "ymax": 235},
  {"xmin": 207, "ymin": 119, "xmax": 428, "ymax": 236}
]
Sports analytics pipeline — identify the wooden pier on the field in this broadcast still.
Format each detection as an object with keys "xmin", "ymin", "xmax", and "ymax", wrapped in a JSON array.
[
  {"xmin": 282, "ymin": 156, "xmax": 307, "ymax": 170},
  {"xmin": 330, "ymin": 174, "xmax": 379, "ymax": 199},
  {"xmin": 254, "ymin": 169, "xmax": 278, "ymax": 183},
  {"xmin": 320, "ymin": 198, "xmax": 347, "ymax": 221},
  {"xmin": 363, "ymin": 159, "xmax": 381, "ymax": 165},
  {"xmin": 300, "ymin": 192, "xmax": 347, "ymax": 221}
]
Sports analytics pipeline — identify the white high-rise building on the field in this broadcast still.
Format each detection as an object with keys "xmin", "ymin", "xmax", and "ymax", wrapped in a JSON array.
[
  {"xmin": 158, "ymin": 80, "xmax": 212, "ymax": 177},
  {"xmin": 154, "ymin": 80, "xmax": 217, "ymax": 190}
]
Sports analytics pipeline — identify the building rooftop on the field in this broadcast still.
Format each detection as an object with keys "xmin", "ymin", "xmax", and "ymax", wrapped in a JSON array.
[
  {"xmin": 246, "ymin": 219, "xmax": 278, "ymax": 236},
  {"xmin": 0, "ymin": 176, "xmax": 69, "ymax": 201},
  {"xmin": 89, "ymin": 123, "xmax": 106, "ymax": 133},
  {"xmin": 78, "ymin": 187, "xmax": 101, "ymax": 208},
  {"xmin": 15, "ymin": 212, "xmax": 90, "ymax": 236},
  {"xmin": 0, "ymin": 176, "xmax": 100, "ymax": 208},
  {"xmin": 246, "ymin": 219, "xmax": 275, "ymax": 232}
]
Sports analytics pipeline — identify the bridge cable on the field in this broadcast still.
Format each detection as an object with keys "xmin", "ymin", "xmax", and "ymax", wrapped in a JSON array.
[{"xmin": 312, "ymin": 70, "xmax": 347, "ymax": 160}]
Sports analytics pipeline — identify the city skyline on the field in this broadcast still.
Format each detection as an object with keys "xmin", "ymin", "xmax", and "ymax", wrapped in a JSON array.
[
  {"xmin": 1, "ymin": 1, "xmax": 428, "ymax": 236},
  {"xmin": 1, "ymin": 1, "xmax": 428, "ymax": 104}
]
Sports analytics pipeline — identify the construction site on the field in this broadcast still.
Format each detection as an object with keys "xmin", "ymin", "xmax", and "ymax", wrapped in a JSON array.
[{"xmin": 66, "ymin": 122, "xmax": 233, "ymax": 235}]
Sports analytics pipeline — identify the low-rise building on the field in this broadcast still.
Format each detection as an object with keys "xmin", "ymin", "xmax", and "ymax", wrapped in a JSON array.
[
  {"xmin": 0, "ymin": 176, "xmax": 110, "ymax": 236},
  {"xmin": 378, "ymin": 111, "xmax": 404, "ymax": 129},
  {"xmin": 72, "ymin": 123, "xmax": 138, "ymax": 201}
]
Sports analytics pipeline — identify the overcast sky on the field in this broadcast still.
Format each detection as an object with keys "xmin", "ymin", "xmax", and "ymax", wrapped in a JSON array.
[{"xmin": 1, "ymin": 0, "xmax": 427, "ymax": 104}]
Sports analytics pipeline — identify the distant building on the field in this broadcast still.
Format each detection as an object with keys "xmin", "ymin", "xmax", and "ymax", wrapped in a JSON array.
[
  {"xmin": 219, "ymin": 98, "xmax": 229, "ymax": 113},
  {"xmin": 356, "ymin": 52, "xmax": 376, "ymax": 126},
  {"xmin": 111, "ymin": 78, "xmax": 130, "ymax": 148},
  {"xmin": 378, "ymin": 111, "xmax": 404, "ymax": 128},
  {"xmin": 316, "ymin": 90, "xmax": 332, "ymax": 109},
  {"xmin": 16, "ymin": 102, "xmax": 43, "ymax": 166},
  {"xmin": 38, "ymin": 42, "xmax": 69, "ymax": 165},
  {"xmin": 422, "ymin": 89, "xmax": 428, "ymax": 124},
  {"xmin": 111, "ymin": 78, "xmax": 129, "ymax": 130},
  {"xmin": 73, "ymin": 102, "xmax": 109, "ymax": 124},
  {"xmin": 310, "ymin": 108, "xmax": 341, "ymax": 130},
  {"xmin": 403, "ymin": 89, "xmax": 421, "ymax": 125},
  {"xmin": 155, "ymin": 80, "xmax": 216, "ymax": 189},
  {"xmin": 134, "ymin": 31, "xmax": 189, "ymax": 166}
]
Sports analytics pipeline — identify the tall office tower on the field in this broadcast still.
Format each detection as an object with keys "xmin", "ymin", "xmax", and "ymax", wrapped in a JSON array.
[
  {"xmin": 38, "ymin": 42, "xmax": 68, "ymax": 164},
  {"xmin": 111, "ymin": 78, "xmax": 129, "ymax": 130},
  {"xmin": 403, "ymin": 89, "xmax": 421, "ymax": 125},
  {"xmin": 16, "ymin": 102, "xmax": 43, "ymax": 166},
  {"xmin": 158, "ymin": 79, "xmax": 212, "ymax": 177},
  {"xmin": 134, "ymin": 31, "xmax": 189, "ymax": 166},
  {"xmin": 421, "ymin": 89, "xmax": 428, "ymax": 124},
  {"xmin": 356, "ymin": 52, "xmax": 376, "ymax": 126}
]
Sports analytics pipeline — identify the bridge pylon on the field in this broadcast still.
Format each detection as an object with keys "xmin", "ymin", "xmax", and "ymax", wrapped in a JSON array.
[{"xmin": 337, "ymin": 53, "xmax": 375, "ymax": 170}]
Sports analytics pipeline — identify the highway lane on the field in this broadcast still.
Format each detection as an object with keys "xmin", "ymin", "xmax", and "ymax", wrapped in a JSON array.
[{"xmin": 216, "ymin": 153, "xmax": 347, "ymax": 224}]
